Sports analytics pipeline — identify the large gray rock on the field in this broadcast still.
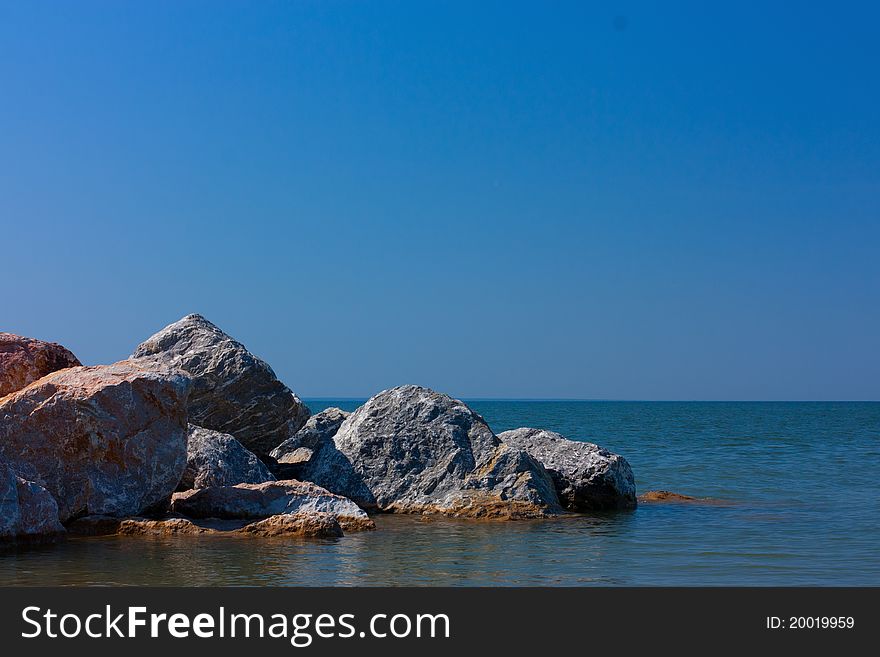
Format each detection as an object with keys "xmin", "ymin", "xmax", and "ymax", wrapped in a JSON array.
[
  {"xmin": 0, "ymin": 463, "xmax": 65, "ymax": 540},
  {"xmin": 131, "ymin": 314, "xmax": 310, "ymax": 459},
  {"xmin": 330, "ymin": 385, "xmax": 561, "ymax": 518},
  {"xmin": 0, "ymin": 360, "xmax": 190, "ymax": 522},
  {"xmin": 171, "ymin": 479, "xmax": 374, "ymax": 531},
  {"xmin": 180, "ymin": 425, "xmax": 275, "ymax": 490},
  {"xmin": 0, "ymin": 332, "xmax": 81, "ymax": 397},
  {"xmin": 498, "ymin": 428, "xmax": 637, "ymax": 510}
]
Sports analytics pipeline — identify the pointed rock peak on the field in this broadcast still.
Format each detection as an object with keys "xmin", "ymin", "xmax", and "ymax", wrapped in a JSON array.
[{"xmin": 131, "ymin": 315, "xmax": 310, "ymax": 459}]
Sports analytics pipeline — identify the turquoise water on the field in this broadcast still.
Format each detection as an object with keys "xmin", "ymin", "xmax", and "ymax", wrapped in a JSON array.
[{"xmin": 1, "ymin": 401, "xmax": 877, "ymax": 586}]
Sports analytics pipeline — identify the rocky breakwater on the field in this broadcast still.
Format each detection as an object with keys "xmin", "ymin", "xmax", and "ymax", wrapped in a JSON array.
[
  {"xmin": 277, "ymin": 385, "xmax": 564, "ymax": 519},
  {"xmin": 131, "ymin": 314, "xmax": 310, "ymax": 459},
  {"xmin": 3, "ymin": 315, "xmax": 644, "ymax": 543},
  {"xmin": 0, "ymin": 359, "xmax": 190, "ymax": 523},
  {"xmin": 498, "ymin": 428, "xmax": 636, "ymax": 510}
]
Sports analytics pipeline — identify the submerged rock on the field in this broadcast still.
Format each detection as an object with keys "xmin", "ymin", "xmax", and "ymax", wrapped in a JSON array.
[
  {"xmin": 0, "ymin": 463, "xmax": 65, "ymax": 540},
  {"xmin": 117, "ymin": 517, "xmax": 217, "ymax": 536},
  {"xmin": 498, "ymin": 428, "xmax": 637, "ymax": 510},
  {"xmin": 638, "ymin": 490, "xmax": 697, "ymax": 502},
  {"xmin": 171, "ymin": 479, "xmax": 374, "ymax": 531},
  {"xmin": 131, "ymin": 314, "xmax": 310, "ymax": 459},
  {"xmin": 0, "ymin": 333, "xmax": 81, "ymax": 397},
  {"xmin": 0, "ymin": 360, "xmax": 190, "ymax": 522},
  {"xmin": 67, "ymin": 512, "xmax": 344, "ymax": 538},
  {"xmin": 331, "ymin": 385, "xmax": 561, "ymax": 518},
  {"xmin": 637, "ymin": 490, "xmax": 730, "ymax": 505},
  {"xmin": 180, "ymin": 425, "xmax": 275, "ymax": 490}
]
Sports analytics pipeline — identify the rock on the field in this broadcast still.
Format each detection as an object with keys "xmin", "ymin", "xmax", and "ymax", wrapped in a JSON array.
[
  {"xmin": 171, "ymin": 479, "xmax": 375, "ymax": 531},
  {"xmin": 66, "ymin": 514, "xmax": 223, "ymax": 536},
  {"xmin": 117, "ymin": 517, "xmax": 217, "ymax": 536},
  {"xmin": 68, "ymin": 512, "xmax": 345, "ymax": 538},
  {"xmin": 0, "ymin": 360, "xmax": 190, "ymax": 522},
  {"xmin": 331, "ymin": 385, "xmax": 561, "ymax": 518},
  {"xmin": 498, "ymin": 428, "xmax": 637, "ymax": 510},
  {"xmin": 131, "ymin": 314, "xmax": 310, "ymax": 459},
  {"xmin": 0, "ymin": 333, "xmax": 81, "ymax": 397},
  {"xmin": 638, "ymin": 490, "xmax": 697, "ymax": 503},
  {"xmin": 180, "ymin": 425, "xmax": 275, "ymax": 490},
  {"xmin": 638, "ymin": 490, "xmax": 730, "ymax": 505},
  {"xmin": 266, "ymin": 408, "xmax": 372, "ymax": 502},
  {"xmin": 239, "ymin": 513, "xmax": 343, "ymax": 538},
  {"xmin": 270, "ymin": 407, "xmax": 349, "ymax": 464},
  {"xmin": 0, "ymin": 463, "xmax": 65, "ymax": 540},
  {"xmin": 64, "ymin": 515, "xmax": 129, "ymax": 537}
]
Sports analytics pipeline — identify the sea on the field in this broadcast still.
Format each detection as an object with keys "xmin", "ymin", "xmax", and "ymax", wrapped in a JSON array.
[{"xmin": 1, "ymin": 400, "xmax": 877, "ymax": 586}]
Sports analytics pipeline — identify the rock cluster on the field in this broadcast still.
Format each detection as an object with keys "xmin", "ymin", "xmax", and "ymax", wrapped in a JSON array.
[
  {"xmin": 1, "ymin": 314, "xmax": 640, "ymax": 542},
  {"xmin": 327, "ymin": 386, "xmax": 563, "ymax": 518}
]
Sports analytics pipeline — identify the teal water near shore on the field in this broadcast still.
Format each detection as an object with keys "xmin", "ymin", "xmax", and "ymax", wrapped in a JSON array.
[{"xmin": 1, "ymin": 401, "xmax": 878, "ymax": 586}]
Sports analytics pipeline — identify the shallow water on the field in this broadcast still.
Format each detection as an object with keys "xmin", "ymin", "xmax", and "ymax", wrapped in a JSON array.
[{"xmin": 1, "ymin": 401, "xmax": 878, "ymax": 586}]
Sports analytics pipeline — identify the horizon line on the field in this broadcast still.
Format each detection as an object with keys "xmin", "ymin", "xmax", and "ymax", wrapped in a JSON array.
[{"xmin": 301, "ymin": 397, "xmax": 880, "ymax": 403}]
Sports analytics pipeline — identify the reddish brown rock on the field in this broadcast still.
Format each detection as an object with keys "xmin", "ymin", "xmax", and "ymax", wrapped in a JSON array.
[
  {"xmin": 116, "ymin": 517, "xmax": 217, "ymax": 536},
  {"xmin": 0, "ymin": 333, "xmax": 81, "ymax": 398},
  {"xmin": 638, "ymin": 490, "xmax": 731, "ymax": 505},
  {"xmin": 0, "ymin": 360, "xmax": 190, "ymax": 522},
  {"xmin": 238, "ymin": 513, "xmax": 343, "ymax": 538}
]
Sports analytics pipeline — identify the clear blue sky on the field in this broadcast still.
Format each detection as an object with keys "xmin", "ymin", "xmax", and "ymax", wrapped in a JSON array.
[{"xmin": 2, "ymin": 2, "xmax": 878, "ymax": 400}]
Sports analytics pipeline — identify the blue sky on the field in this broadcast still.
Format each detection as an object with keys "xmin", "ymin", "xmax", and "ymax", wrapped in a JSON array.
[{"xmin": 2, "ymin": 2, "xmax": 878, "ymax": 399}]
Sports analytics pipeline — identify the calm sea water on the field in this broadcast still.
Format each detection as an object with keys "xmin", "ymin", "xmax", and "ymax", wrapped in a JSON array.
[{"xmin": 1, "ymin": 401, "xmax": 878, "ymax": 586}]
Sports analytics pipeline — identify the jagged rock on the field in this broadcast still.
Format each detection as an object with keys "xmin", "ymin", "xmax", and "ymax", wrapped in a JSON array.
[
  {"xmin": 180, "ymin": 425, "xmax": 275, "ymax": 490},
  {"xmin": 497, "ymin": 428, "xmax": 637, "ymax": 510},
  {"xmin": 239, "ymin": 512, "xmax": 343, "ymax": 538},
  {"xmin": 266, "ymin": 408, "xmax": 372, "ymax": 501},
  {"xmin": 0, "ymin": 463, "xmax": 65, "ymax": 540},
  {"xmin": 270, "ymin": 407, "xmax": 349, "ymax": 464},
  {"xmin": 0, "ymin": 333, "xmax": 81, "ymax": 397},
  {"xmin": 0, "ymin": 360, "xmax": 190, "ymax": 522},
  {"xmin": 131, "ymin": 314, "xmax": 310, "ymax": 459},
  {"xmin": 331, "ymin": 385, "xmax": 561, "ymax": 518},
  {"xmin": 171, "ymin": 479, "xmax": 375, "ymax": 531}
]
